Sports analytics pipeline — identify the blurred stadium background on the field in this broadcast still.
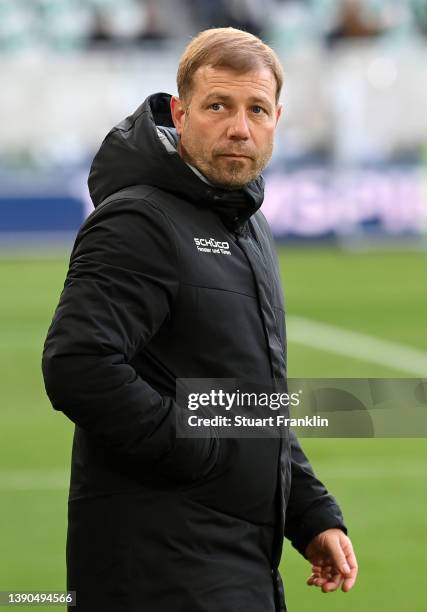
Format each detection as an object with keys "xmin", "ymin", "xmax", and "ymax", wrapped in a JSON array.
[{"xmin": 1, "ymin": 1, "xmax": 426, "ymax": 610}]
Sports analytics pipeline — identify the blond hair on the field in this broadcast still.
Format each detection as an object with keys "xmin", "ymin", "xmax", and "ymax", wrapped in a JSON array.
[{"xmin": 177, "ymin": 27, "xmax": 283, "ymax": 104}]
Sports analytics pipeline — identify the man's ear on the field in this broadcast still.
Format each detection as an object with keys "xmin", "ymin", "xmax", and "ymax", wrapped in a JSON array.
[
  {"xmin": 275, "ymin": 103, "xmax": 283, "ymax": 126},
  {"xmin": 170, "ymin": 96, "xmax": 186, "ymax": 135}
]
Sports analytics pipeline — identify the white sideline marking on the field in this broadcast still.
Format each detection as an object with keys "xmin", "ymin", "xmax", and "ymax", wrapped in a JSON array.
[
  {"xmin": 287, "ymin": 316, "xmax": 427, "ymax": 376},
  {"xmin": 0, "ymin": 470, "xmax": 68, "ymax": 491},
  {"xmin": 0, "ymin": 465, "xmax": 425, "ymax": 491},
  {"xmin": 316, "ymin": 464, "xmax": 427, "ymax": 479}
]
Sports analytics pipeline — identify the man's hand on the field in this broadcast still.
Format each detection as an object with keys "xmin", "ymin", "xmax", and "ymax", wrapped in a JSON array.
[{"xmin": 305, "ymin": 528, "xmax": 358, "ymax": 593}]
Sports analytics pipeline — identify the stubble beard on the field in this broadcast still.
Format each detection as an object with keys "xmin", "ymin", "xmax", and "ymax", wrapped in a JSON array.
[{"xmin": 179, "ymin": 134, "xmax": 272, "ymax": 190}]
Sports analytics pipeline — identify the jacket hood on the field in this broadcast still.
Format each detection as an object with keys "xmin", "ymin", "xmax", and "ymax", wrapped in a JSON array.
[{"xmin": 88, "ymin": 93, "xmax": 265, "ymax": 230}]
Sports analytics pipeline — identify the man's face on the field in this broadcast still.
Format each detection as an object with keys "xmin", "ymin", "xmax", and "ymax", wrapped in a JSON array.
[{"xmin": 171, "ymin": 65, "xmax": 282, "ymax": 189}]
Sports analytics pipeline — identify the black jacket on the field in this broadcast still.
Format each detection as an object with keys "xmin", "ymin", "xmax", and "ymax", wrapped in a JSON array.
[{"xmin": 42, "ymin": 93, "xmax": 346, "ymax": 612}]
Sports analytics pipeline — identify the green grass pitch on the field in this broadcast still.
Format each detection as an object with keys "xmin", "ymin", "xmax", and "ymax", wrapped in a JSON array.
[{"xmin": 0, "ymin": 246, "xmax": 426, "ymax": 611}]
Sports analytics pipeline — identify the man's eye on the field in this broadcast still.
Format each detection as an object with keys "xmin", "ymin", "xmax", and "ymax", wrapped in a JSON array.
[
  {"xmin": 252, "ymin": 106, "xmax": 265, "ymax": 114},
  {"xmin": 209, "ymin": 103, "xmax": 223, "ymax": 111}
]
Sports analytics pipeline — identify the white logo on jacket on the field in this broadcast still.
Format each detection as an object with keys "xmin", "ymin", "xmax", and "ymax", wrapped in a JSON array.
[{"xmin": 194, "ymin": 237, "xmax": 231, "ymax": 255}]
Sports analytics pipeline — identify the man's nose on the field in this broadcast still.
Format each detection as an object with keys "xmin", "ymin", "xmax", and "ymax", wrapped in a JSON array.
[{"xmin": 226, "ymin": 110, "xmax": 250, "ymax": 140}]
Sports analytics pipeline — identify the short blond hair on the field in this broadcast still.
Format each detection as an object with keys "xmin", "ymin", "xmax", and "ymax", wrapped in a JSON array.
[{"xmin": 177, "ymin": 27, "xmax": 283, "ymax": 104}]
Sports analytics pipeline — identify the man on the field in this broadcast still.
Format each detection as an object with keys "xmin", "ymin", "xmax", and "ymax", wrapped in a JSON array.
[{"xmin": 42, "ymin": 27, "xmax": 357, "ymax": 612}]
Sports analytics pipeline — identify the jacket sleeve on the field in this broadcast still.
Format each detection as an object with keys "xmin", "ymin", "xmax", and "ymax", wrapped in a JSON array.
[
  {"xmin": 42, "ymin": 198, "xmax": 219, "ymax": 482},
  {"xmin": 284, "ymin": 429, "xmax": 347, "ymax": 557}
]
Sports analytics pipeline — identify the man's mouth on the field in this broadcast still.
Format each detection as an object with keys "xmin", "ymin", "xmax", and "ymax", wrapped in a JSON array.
[{"xmin": 219, "ymin": 153, "xmax": 251, "ymax": 159}]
